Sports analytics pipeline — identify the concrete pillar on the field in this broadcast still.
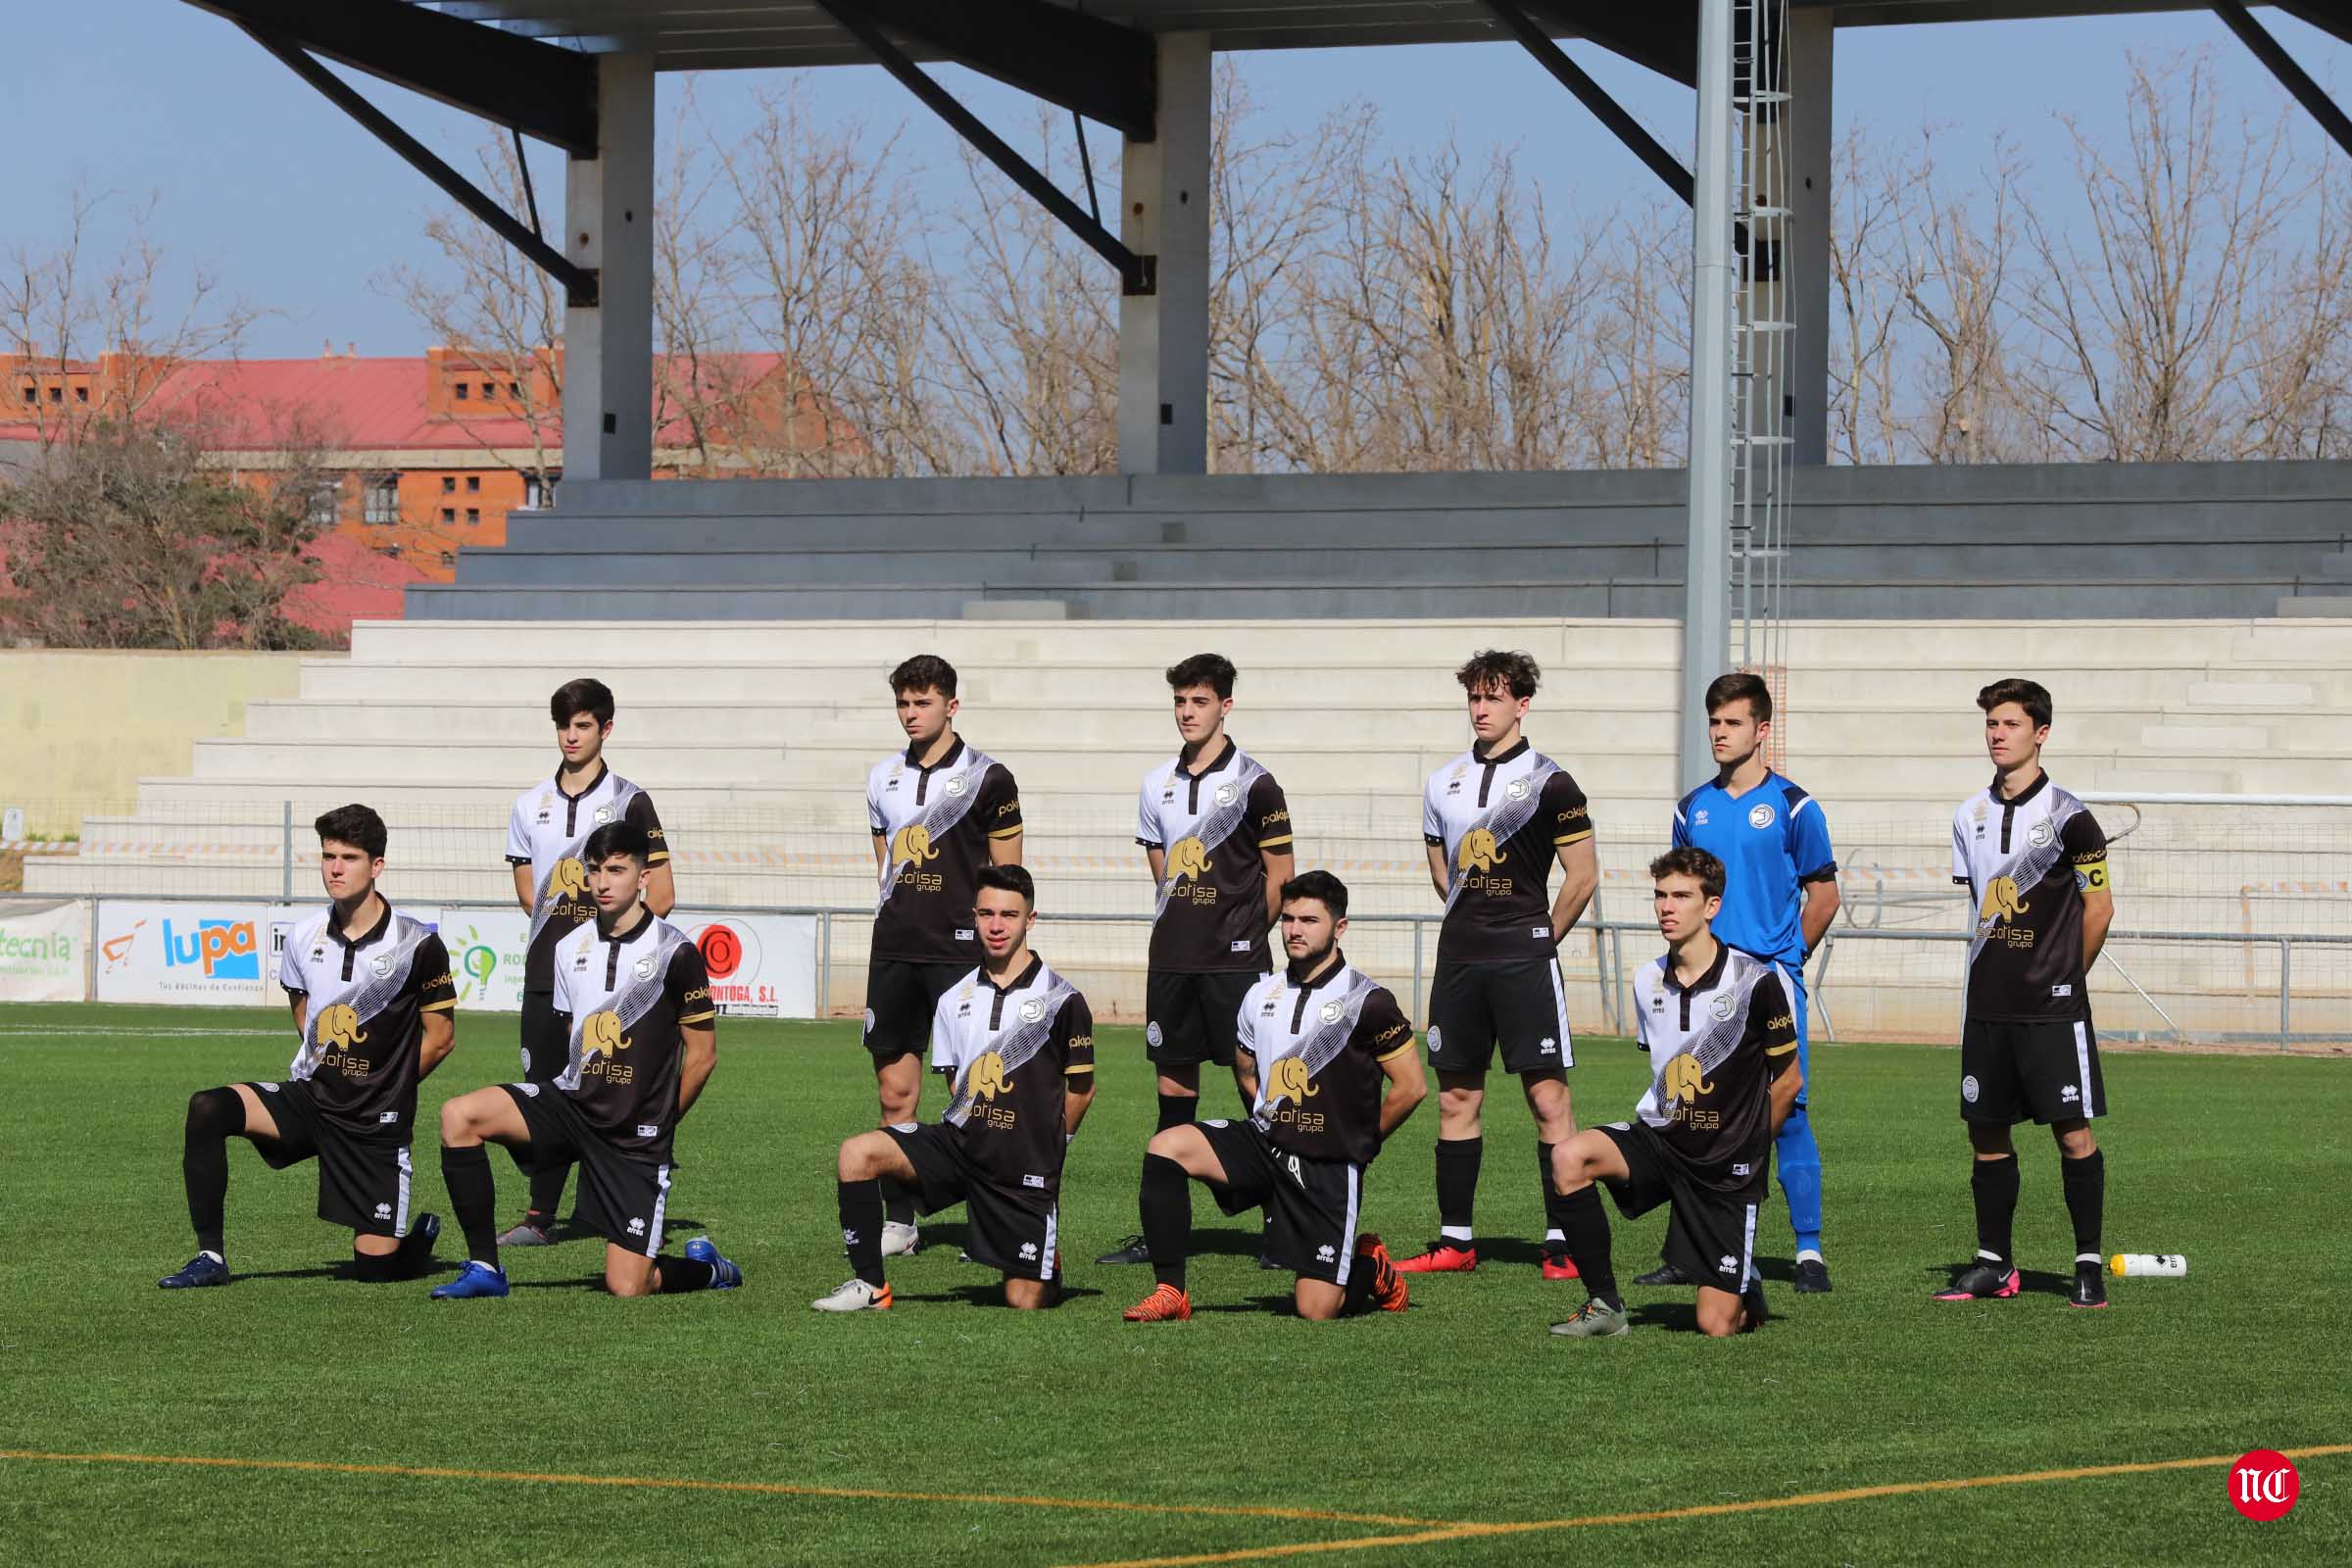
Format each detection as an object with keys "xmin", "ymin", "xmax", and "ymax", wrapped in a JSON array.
[
  {"xmin": 563, "ymin": 53, "xmax": 655, "ymax": 483},
  {"xmin": 1788, "ymin": 7, "xmax": 1835, "ymax": 466},
  {"xmin": 1118, "ymin": 33, "xmax": 1211, "ymax": 475},
  {"xmin": 1682, "ymin": 0, "xmax": 1738, "ymax": 790}
]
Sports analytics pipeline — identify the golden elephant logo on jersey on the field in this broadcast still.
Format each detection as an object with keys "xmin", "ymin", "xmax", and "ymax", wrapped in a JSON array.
[
  {"xmin": 1663, "ymin": 1052, "xmax": 1714, "ymax": 1106},
  {"xmin": 1168, "ymin": 837, "xmax": 1211, "ymax": 882},
  {"xmin": 316, "ymin": 1003, "xmax": 368, "ymax": 1049},
  {"xmin": 965, "ymin": 1051, "xmax": 1015, "ymax": 1102},
  {"xmin": 550, "ymin": 857, "xmax": 588, "ymax": 900},
  {"xmin": 1981, "ymin": 875, "xmax": 2031, "ymax": 925},
  {"xmin": 892, "ymin": 823, "xmax": 939, "ymax": 865},
  {"xmin": 1266, "ymin": 1054, "xmax": 1321, "ymax": 1109},
  {"xmin": 1457, "ymin": 829, "xmax": 1508, "ymax": 873},
  {"xmin": 583, "ymin": 1010, "xmax": 633, "ymax": 1057}
]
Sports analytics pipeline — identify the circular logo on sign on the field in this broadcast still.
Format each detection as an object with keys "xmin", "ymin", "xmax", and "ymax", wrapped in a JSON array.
[
  {"xmin": 2230, "ymin": 1450, "xmax": 2300, "ymax": 1521},
  {"xmin": 1505, "ymin": 777, "xmax": 1531, "ymax": 801},
  {"xmin": 1748, "ymin": 802, "xmax": 1776, "ymax": 830},
  {"xmin": 1020, "ymin": 997, "xmax": 1047, "ymax": 1022},
  {"xmin": 1319, "ymin": 1001, "xmax": 1344, "ymax": 1024},
  {"xmin": 1146, "ymin": 1021, "xmax": 1163, "ymax": 1049},
  {"xmin": 945, "ymin": 775, "xmax": 967, "ymax": 796},
  {"xmin": 1961, "ymin": 1074, "xmax": 1981, "ymax": 1103},
  {"xmin": 698, "ymin": 924, "xmax": 745, "ymax": 980}
]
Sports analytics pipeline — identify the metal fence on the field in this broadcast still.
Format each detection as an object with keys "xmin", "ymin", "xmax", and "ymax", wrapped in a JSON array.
[{"xmin": 7, "ymin": 790, "xmax": 2347, "ymax": 1047}]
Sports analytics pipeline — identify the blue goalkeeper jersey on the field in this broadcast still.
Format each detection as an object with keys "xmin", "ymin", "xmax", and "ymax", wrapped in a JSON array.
[{"xmin": 1672, "ymin": 772, "xmax": 1838, "ymax": 974}]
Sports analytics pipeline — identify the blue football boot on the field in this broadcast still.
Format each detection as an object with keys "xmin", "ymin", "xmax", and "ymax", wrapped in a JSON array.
[
  {"xmin": 684, "ymin": 1236, "xmax": 743, "ymax": 1290},
  {"xmin": 429, "ymin": 1259, "xmax": 510, "ymax": 1299},
  {"xmin": 159, "ymin": 1252, "xmax": 230, "ymax": 1290}
]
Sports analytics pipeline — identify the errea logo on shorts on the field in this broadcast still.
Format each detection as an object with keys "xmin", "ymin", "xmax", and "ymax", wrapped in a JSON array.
[
  {"xmin": 627, "ymin": 1217, "xmax": 646, "ymax": 1236},
  {"xmin": 637, "ymin": 1124, "xmax": 661, "ymax": 1138},
  {"xmin": 1019, "ymin": 1242, "xmax": 1039, "ymax": 1260},
  {"xmin": 374, "ymin": 1203, "xmax": 392, "ymax": 1219},
  {"xmin": 1717, "ymin": 1254, "xmax": 1739, "ymax": 1275},
  {"xmin": 1317, "ymin": 1245, "xmax": 1337, "ymax": 1262}
]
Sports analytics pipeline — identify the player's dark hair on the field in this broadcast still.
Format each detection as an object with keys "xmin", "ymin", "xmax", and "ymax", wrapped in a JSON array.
[
  {"xmin": 1649, "ymin": 847, "xmax": 1727, "ymax": 903},
  {"xmin": 890, "ymin": 654, "xmax": 959, "ymax": 700},
  {"xmin": 1705, "ymin": 670, "xmax": 1773, "ymax": 722},
  {"xmin": 1977, "ymin": 677, "xmax": 2053, "ymax": 729},
  {"xmin": 1455, "ymin": 648, "xmax": 1541, "ymax": 701},
  {"xmin": 583, "ymin": 820, "xmax": 651, "ymax": 866},
  {"xmin": 1165, "ymin": 653, "xmax": 1238, "ymax": 700},
  {"xmin": 976, "ymin": 863, "xmax": 1035, "ymax": 907},
  {"xmin": 1280, "ymin": 869, "xmax": 1349, "ymax": 921},
  {"xmin": 314, "ymin": 804, "xmax": 386, "ymax": 859},
  {"xmin": 550, "ymin": 677, "xmax": 614, "ymax": 727}
]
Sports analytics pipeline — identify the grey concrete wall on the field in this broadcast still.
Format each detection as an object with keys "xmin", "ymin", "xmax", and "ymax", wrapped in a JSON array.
[{"xmin": 415, "ymin": 462, "xmax": 2352, "ymax": 622}]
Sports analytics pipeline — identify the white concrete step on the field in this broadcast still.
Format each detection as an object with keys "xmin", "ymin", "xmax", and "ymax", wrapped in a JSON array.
[{"xmin": 2184, "ymin": 681, "xmax": 2319, "ymax": 708}]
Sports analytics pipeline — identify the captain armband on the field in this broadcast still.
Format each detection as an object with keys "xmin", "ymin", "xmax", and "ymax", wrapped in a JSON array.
[{"xmin": 2073, "ymin": 857, "xmax": 2110, "ymax": 892}]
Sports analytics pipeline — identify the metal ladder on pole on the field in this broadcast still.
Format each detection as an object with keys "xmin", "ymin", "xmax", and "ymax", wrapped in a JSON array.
[{"xmin": 1732, "ymin": 0, "xmax": 1793, "ymax": 763}]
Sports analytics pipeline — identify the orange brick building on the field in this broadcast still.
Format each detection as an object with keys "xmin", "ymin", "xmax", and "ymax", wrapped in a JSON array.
[{"xmin": 3, "ymin": 345, "xmax": 827, "ymax": 583}]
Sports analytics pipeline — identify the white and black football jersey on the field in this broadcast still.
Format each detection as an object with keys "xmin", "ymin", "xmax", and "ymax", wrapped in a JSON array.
[
  {"xmin": 505, "ymin": 763, "xmax": 667, "ymax": 993},
  {"xmin": 277, "ymin": 901, "xmax": 455, "ymax": 1140},
  {"xmin": 550, "ymin": 911, "xmax": 713, "ymax": 1161}
]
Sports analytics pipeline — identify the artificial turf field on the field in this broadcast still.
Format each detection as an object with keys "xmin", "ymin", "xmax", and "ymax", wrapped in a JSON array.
[{"xmin": 0, "ymin": 1003, "xmax": 2343, "ymax": 1566}]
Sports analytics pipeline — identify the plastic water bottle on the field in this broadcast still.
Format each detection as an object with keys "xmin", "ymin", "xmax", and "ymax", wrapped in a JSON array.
[{"xmin": 2109, "ymin": 1253, "xmax": 2187, "ymax": 1278}]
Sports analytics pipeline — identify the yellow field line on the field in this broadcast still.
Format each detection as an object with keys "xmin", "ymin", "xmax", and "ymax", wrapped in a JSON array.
[
  {"xmin": 1056, "ymin": 1443, "xmax": 2352, "ymax": 1568},
  {"xmin": 0, "ymin": 1449, "xmax": 1440, "ymax": 1529}
]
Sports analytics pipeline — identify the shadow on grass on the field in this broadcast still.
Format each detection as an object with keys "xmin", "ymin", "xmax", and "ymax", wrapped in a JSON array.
[{"xmin": 896, "ymin": 1283, "xmax": 1107, "ymax": 1309}]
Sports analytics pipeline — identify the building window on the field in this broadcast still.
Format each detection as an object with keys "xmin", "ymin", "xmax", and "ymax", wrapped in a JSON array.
[
  {"xmin": 307, "ymin": 480, "xmax": 341, "ymax": 527},
  {"xmin": 481, "ymin": 382, "xmax": 496, "ymax": 400},
  {"xmin": 19, "ymin": 386, "xmax": 31, "ymax": 404},
  {"xmin": 508, "ymin": 382, "xmax": 521, "ymax": 399},
  {"xmin": 440, "ymin": 508, "xmax": 456, "ymax": 524},
  {"xmin": 48, "ymin": 385, "xmax": 63, "ymax": 403},
  {"xmin": 74, "ymin": 386, "xmax": 88, "ymax": 403},
  {"xmin": 439, "ymin": 475, "xmax": 454, "ymax": 493},
  {"xmin": 363, "ymin": 475, "xmax": 400, "ymax": 525},
  {"xmin": 453, "ymin": 381, "xmax": 469, "ymax": 401},
  {"xmin": 466, "ymin": 508, "xmax": 480, "ymax": 525},
  {"xmin": 524, "ymin": 470, "xmax": 561, "ymax": 510},
  {"xmin": 466, "ymin": 474, "xmax": 480, "ymax": 493}
]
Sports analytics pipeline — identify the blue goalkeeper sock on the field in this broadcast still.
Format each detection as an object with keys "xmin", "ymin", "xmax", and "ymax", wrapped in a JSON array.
[{"xmin": 1777, "ymin": 1104, "xmax": 1824, "ymax": 1256}]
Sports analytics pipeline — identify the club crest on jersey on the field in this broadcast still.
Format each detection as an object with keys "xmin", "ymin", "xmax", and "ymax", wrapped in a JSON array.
[
  {"xmin": 1214, "ymin": 780, "xmax": 1240, "ymax": 808},
  {"xmin": 2029, "ymin": 819, "xmax": 2054, "ymax": 848},
  {"xmin": 1018, "ymin": 997, "xmax": 1047, "ymax": 1023},
  {"xmin": 633, "ymin": 954, "xmax": 658, "ymax": 981},
  {"xmin": 1709, "ymin": 991, "xmax": 1737, "ymax": 1021},
  {"xmin": 1748, "ymin": 802, "xmax": 1776, "ymax": 829},
  {"xmin": 1504, "ymin": 776, "xmax": 1531, "ymax": 801},
  {"xmin": 593, "ymin": 805, "xmax": 614, "ymax": 824},
  {"xmin": 944, "ymin": 774, "xmax": 968, "ymax": 797},
  {"xmin": 1319, "ymin": 1000, "xmax": 1344, "ymax": 1024},
  {"xmin": 370, "ymin": 955, "xmax": 394, "ymax": 978}
]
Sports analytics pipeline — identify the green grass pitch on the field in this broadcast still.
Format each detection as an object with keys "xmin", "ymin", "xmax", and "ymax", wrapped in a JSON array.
[{"xmin": 0, "ymin": 1003, "xmax": 2344, "ymax": 1566}]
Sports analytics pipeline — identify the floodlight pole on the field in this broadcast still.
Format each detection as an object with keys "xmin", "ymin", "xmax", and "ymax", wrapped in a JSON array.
[{"xmin": 1682, "ymin": 0, "xmax": 1738, "ymax": 790}]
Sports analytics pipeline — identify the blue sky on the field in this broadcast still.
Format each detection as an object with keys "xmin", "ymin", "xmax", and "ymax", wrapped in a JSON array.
[{"xmin": 3, "ymin": 3, "xmax": 2345, "ymax": 358}]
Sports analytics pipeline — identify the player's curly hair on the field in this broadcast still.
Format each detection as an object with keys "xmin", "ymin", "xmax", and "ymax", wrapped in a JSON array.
[
  {"xmin": 314, "ymin": 804, "xmax": 387, "ymax": 859},
  {"xmin": 890, "ymin": 654, "xmax": 958, "ymax": 700},
  {"xmin": 1977, "ymin": 677, "xmax": 2053, "ymax": 729},
  {"xmin": 1649, "ymin": 847, "xmax": 1727, "ymax": 902},
  {"xmin": 1455, "ymin": 649, "xmax": 1540, "ymax": 701},
  {"xmin": 1165, "ymin": 653, "xmax": 1238, "ymax": 699}
]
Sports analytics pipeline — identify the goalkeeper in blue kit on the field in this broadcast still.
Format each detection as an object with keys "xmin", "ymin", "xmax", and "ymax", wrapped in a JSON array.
[{"xmin": 1665, "ymin": 674, "xmax": 1840, "ymax": 1293}]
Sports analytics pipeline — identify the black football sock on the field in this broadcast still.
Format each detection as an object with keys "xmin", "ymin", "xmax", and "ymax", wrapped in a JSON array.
[
  {"xmin": 1539, "ymin": 1142, "xmax": 1572, "ymax": 1255},
  {"xmin": 839, "ymin": 1179, "xmax": 887, "ymax": 1287},
  {"xmin": 1971, "ymin": 1153, "xmax": 2021, "ymax": 1264},
  {"xmin": 1140, "ymin": 1153, "xmax": 1192, "ymax": 1291},
  {"xmin": 1558, "ymin": 1184, "xmax": 1619, "ymax": 1307},
  {"xmin": 2061, "ymin": 1150, "xmax": 2105, "ymax": 1259},
  {"xmin": 1435, "ymin": 1136, "xmax": 1483, "ymax": 1239},
  {"xmin": 654, "ymin": 1256, "xmax": 716, "ymax": 1294},
  {"xmin": 441, "ymin": 1143, "xmax": 502, "ymax": 1264},
  {"xmin": 525, "ymin": 1152, "xmax": 570, "ymax": 1219},
  {"xmin": 349, "ymin": 1249, "xmax": 408, "ymax": 1283},
  {"xmin": 1155, "ymin": 1092, "xmax": 1199, "ymax": 1135},
  {"xmin": 883, "ymin": 1177, "xmax": 916, "ymax": 1230},
  {"xmin": 182, "ymin": 1087, "xmax": 242, "ymax": 1256}
]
